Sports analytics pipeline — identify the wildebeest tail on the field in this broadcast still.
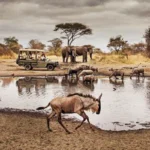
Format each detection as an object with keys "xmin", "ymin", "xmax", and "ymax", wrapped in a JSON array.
[{"xmin": 36, "ymin": 103, "xmax": 50, "ymax": 110}]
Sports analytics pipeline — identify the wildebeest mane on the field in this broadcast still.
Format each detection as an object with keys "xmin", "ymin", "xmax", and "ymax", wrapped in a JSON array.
[{"xmin": 67, "ymin": 93, "xmax": 96, "ymax": 101}]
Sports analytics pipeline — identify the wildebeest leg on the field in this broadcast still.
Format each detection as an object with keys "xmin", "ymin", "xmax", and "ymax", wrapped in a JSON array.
[
  {"xmin": 85, "ymin": 112, "xmax": 94, "ymax": 131},
  {"xmin": 76, "ymin": 111, "xmax": 93, "ymax": 131},
  {"xmin": 142, "ymin": 72, "xmax": 145, "ymax": 78},
  {"xmin": 137, "ymin": 73, "xmax": 140, "ymax": 79},
  {"xmin": 47, "ymin": 111, "xmax": 56, "ymax": 132},
  {"xmin": 76, "ymin": 73, "xmax": 78, "ymax": 79},
  {"xmin": 121, "ymin": 74, "xmax": 124, "ymax": 80},
  {"xmin": 75, "ymin": 111, "xmax": 86, "ymax": 130},
  {"xmin": 130, "ymin": 73, "xmax": 132, "ymax": 79},
  {"xmin": 58, "ymin": 113, "xmax": 71, "ymax": 134}
]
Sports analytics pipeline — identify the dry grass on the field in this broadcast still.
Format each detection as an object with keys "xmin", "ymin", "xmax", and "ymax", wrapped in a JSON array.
[
  {"xmin": 0, "ymin": 55, "xmax": 17, "ymax": 59},
  {"xmin": 90, "ymin": 53, "xmax": 150, "ymax": 65}
]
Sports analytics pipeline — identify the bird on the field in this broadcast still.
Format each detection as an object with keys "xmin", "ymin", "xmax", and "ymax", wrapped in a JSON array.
[{"xmin": 113, "ymin": 88, "xmax": 116, "ymax": 91}]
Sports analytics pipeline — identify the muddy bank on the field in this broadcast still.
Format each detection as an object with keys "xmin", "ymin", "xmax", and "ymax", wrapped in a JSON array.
[
  {"xmin": 0, "ymin": 111, "xmax": 150, "ymax": 150},
  {"xmin": 1, "ymin": 59, "xmax": 150, "ymax": 77}
]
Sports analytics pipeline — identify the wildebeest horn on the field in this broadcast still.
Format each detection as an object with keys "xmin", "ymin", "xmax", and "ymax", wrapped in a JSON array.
[{"xmin": 99, "ymin": 93, "xmax": 102, "ymax": 100}]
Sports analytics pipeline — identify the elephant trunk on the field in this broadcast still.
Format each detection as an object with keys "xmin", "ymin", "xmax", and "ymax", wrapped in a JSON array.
[{"xmin": 90, "ymin": 52, "xmax": 93, "ymax": 59}]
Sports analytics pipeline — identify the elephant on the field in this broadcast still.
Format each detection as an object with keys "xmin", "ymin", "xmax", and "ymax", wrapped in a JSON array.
[
  {"xmin": 62, "ymin": 45, "xmax": 93, "ymax": 63},
  {"xmin": 75, "ymin": 45, "xmax": 93, "ymax": 62},
  {"xmin": 62, "ymin": 46, "xmax": 76, "ymax": 63}
]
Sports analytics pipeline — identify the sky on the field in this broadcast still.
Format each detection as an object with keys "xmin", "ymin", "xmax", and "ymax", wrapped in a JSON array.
[{"xmin": 0, "ymin": 0, "xmax": 149, "ymax": 52}]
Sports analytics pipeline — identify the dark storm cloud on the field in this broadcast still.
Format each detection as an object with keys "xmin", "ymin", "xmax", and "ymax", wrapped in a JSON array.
[
  {"xmin": 0, "ymin": 0, "xmax": 111, "ymax": 7},
  {"xmin": 121, "ymin": 0, "xmax": 150, "ymax": 18},
  {"xmin": 0, "ymin": 0, "xmax": 149, "ymax": 50}
]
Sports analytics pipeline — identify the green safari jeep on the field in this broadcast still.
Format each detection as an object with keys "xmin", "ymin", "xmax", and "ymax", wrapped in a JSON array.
[{"xmin": 16, "ymin": 49, "xmax": 59, "ymax": 71}]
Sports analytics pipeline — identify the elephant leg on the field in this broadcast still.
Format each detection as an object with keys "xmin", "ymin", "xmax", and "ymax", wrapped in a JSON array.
[
  {"xmin": 63, "ymin": 56, "xmax": 65, "ymax": 63},
  {"xmin": 66, "ymin": 55, "xmax": 69, "ymax": 63},
  {"xmin": 85, "ymin": 55, "xmax": 87, "ymax": 62},
  {"xmin": 82, "ymin": 56, "xmax": 84, "ymax": 62}
]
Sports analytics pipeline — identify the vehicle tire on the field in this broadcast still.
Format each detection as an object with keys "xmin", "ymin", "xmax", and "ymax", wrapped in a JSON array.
[
  {"xmin": 47, "ymin": 65, "xmax": 54, "ymax": 71},
  {"xmin": 25, "ymin": 64, "xmax": 32, "ymax": 70},
  {"xmin": 30, "ymin": 66, "xmax": 33, "ymax": 70},
  {"xmin": 24, "ymin": 76, "xmax": 32, "ymax": 82}
]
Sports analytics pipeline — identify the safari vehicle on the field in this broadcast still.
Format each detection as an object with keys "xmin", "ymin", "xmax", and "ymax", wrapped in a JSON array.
[{"xmin": 16, "ymin": 49, "xmax": 59, "ymax": 71}]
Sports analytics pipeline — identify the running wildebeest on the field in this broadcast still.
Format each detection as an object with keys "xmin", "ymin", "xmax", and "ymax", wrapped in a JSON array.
[
  {"xmin": 109, "ymin": 68, "xmax": 124, "ymax": 80},
  {"xmin": 36, "ymin": 93, "xmax": 102, "ymax": 134},
  {"xmin": 130, "ymin": 68, "xmax": 144, "ymax": 79}
]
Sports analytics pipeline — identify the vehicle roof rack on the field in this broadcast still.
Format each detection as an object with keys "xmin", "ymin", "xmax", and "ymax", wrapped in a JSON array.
[{"xmin": 19, "ymin": 49, "xmax": 45, "ymax": 52}]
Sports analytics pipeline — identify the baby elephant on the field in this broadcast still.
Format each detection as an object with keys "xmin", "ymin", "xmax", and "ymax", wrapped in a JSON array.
[
  {"xmin": 109, "ymin": 68, "xmax": 124, "ymax": 80},
  {"xmin": 83, "ymin": 75, "xmax": 96, "ymax": 83},
  {"xmin": 130, "ymin": 68, "xmax": 144, "ymax": 79}
]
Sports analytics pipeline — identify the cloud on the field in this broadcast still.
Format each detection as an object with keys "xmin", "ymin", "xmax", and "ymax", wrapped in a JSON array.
[
  {"xmin": 121, "ymin": 0, "xmax": 150, "ymax": 18},
  {"xmin": 0, "ymin": 0, "xmax": 149, "ymax": 50}
]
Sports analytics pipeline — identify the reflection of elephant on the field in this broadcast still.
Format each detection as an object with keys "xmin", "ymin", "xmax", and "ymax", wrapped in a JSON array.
[
  {"xmin": 62, "ymin": 46, "xmax": 76, "ymax": 63},
  {"xmin": 76, "ymin": 45, "xmax": 93, "ymax": 62}
]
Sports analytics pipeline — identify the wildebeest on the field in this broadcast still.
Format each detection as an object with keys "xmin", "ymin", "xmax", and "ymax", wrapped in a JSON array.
[
  {"xmin": 109, "ymin": 68, "xmax": 124, "ymax": 80},
  {"xmin": 79, "ymin": 65, "xmax": 98, "ymax": 72},
  {"xmin": 130, "ymin": 68, "xmax": 144, "ymax": 79},
  {"xmin": 83, "ymin": 75, "xmax": 96, "ymax": 83},
  {"xmin": 78, "ymin": 70, "xmax": 94, "ymax": 78},
  {"xmin": 36, "ymin": 93, "xmax": 102, "ymax": 133},
  {"xmin": 68, "ymin": 65, "xmax": 98, "ymax": 78},
  {"xmin": 68, "ymin": 67, "xmax": 83, "ymax": 78}
]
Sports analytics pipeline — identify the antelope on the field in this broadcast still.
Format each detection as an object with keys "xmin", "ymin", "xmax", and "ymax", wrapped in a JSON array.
[
  {"xmin": 83, "ymin": 75, "xmax": 96, "ymax": 83},
  {"xmin": 130, "ymin": 68, "xmax": 144, "ymax": 79},
  {"xmin": 109, "ymin": 68, "xmax": 124, "ymax": 80},
  {"xmin": 78, "ymin": 70, "xmax": 94, "ymax": 78},
  {"xmin": 36, "ymin": 93, "xmax": 102, "ymax": 134}
]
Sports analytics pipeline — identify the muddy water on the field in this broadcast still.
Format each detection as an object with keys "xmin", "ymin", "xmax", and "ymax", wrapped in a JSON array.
[{"xmin": 0, "ymin": 76, "xmax": 150, "ymax": 131}]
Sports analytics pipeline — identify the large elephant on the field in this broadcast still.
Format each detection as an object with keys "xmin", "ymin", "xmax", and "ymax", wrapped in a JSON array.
[
  {"xmin": 62, "ymin": 46, "xmax": 76, "ymax": 63},
  {"xmin": 75, "ymin": 45, "xmax": 93, "ymax": 62}
]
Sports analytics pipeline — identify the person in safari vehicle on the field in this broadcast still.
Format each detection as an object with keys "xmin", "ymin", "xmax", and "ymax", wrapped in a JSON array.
[{"xmin": 16, "ymin": 49, "xmax": 59, "ymax": 71}]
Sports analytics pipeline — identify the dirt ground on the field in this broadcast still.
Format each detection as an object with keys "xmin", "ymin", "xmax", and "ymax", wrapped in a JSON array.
[
  {"xmin": 1, "ymin": 55, "xmax": 150, "ymax": 77},
  {"xmin": 0, "ymin": 112, "xmax": 150, "ymax": 150}
]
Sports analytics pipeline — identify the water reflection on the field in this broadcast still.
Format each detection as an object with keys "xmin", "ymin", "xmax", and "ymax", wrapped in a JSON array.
[
  {"xmin": 1, "ymin": 76, "xmax": 150, "ymax": 131},
  {"xmin": 109, "ymin": 78, "xmax": 124, "ymax": 86},
  {"xmin": 16, "ymin": 77, "xmax": 47, "ymax": 96},
  {"xmin": 61, "ymin": 77, "xmax": 78, "ymax": 87},
  {"xmin": 0, "ymin": 77, "xmax": 14, "ymax": 87}
]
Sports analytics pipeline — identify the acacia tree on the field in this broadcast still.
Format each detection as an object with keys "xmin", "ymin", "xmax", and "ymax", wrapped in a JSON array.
[
  {"xmin": 107, "ymin": 35, "xmax": 128, "ymax": 53},
  {"xmin": 144, "ymin": 27, "xmax": 150, "ymax": 57},
  {"xmin": 130, "ymin": 42, "xmax": 146, "ymax": 54},
  {"xmin": 4, "ymin": 36, "xmax": 21, "ymax": 53},
  {"xmin": 54, "ymin": 23, "xmax": 92, "ymax": 46},
  {"xmin": 48, "ymin": 38, "xmax": 62, "ymax": 51},
  {"xmin": 29, "ymin": 39, "xmax": 45, "ymax": 49}
]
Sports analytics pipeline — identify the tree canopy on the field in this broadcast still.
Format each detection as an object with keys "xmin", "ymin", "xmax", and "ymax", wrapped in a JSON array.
[
  {"xmin": 54, "ymin": 23, "xmax": 92, "ymax": 46},
  {"xmin": 4, "ymin": 36, "xmax": 22, "ymax": 53},
  {"xmin": 107, "ymin": 35, "xmax": 128, "ymax": 53},
  {"xmin": 29, "ymin": 39, "xmax": 45, "ymax": 49},
  {"xmin": 144, "ymin": 27, "xmax": 150, "ymax": 56},
  {"xmin": 48, "ymin": 38, "xmax": 62, "ymax": 51}
]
